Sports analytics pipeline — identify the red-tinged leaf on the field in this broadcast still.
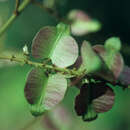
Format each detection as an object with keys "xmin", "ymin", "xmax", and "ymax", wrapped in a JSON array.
[
  {"xmin": 24, "ymin": 68, "xmax": 67, "ymax": 116},
  {"xmin": 24, "ymin": 68, "xmax": 47, "ymax": 105},
  {"xmin": 92, "ymin": 87, "xmax": 115, "ymax": 113},
  {"xmin": 74, "ymin": 82, "xmax": 115, "ymax": 122},
  {"xmin": 32, "ymin": 26, "xmax": 56, "ymax": 59},
  {"xmin": 118, "ymin": 66, "xmax": 130, "ymax": 86},
  {"xmin": 72, "ymin": 56, "xmax": 82, "ymax": 69},
  {"xmin": 93, "ymin": 45, "xmax": 124, "ymax": 81},
  {"xmin": 68, "ymin": 9, "xmax": 91, "ymax": 21},
  {"xmin": 112, "ymin": 53, "xmax": 124, "ymax": 79},
  {"xmin": 75, "ymin": 85, "xmax": 89, "ymax": 116}
]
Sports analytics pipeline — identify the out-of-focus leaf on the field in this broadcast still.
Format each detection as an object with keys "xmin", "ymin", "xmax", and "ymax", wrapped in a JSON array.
[
  {"xmin": 103, "ymin": 38, "xmax": 124, "ymax": 76},
  {"xmin": 44, "ymin": 105, "xmax": 72, "ymax": 130},
  {"xmin": 67, "ymin": 9, "xmax": 101, "ymax": 36},
  {"xmin": 43, "ymin": 0, "xmax": 55, "ymax": 9},
  {"xmin": 80, "ymin": 41, "xmax": 102, "ymax": 74},
  {"xmin": 104, "ymin": 37, "xmax": 121, "ymax": 52},
  {"xmin": 0, "ymin": 0, "xmax": 7, "ymax": 2},
  {"xmin": 24, "ymin": 68, "xmax": 67, "ymax": 116},
  {"xmin": 93, "ymin": 44, "xmax": 124, "ymax": 81},
  {"xmin": 32, "ymin": 23, "xmax": 78, "ymax": 68},
  {"xmin": 118, "ymin": 66, "xmax": 130, "ymax": 86},
  {"xmin": 93, "ymin": 87, "xmax": 115, "ymax": 113}
]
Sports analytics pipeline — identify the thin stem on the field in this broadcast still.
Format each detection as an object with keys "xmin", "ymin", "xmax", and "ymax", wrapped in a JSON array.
[
  {"xmin": 0, "ymin": 55, "xmax": 83, "ymax": 77},
  {"xmin": 32, "ymin": 0, "xmax": 61, "ymax": 22},
  {"xmin": 14, "ymin": 0, "xmax": 20, "ymax": 15},
  {"xmin": 0, "ymin": 0, "xmax": 31, "ymax": 37}
]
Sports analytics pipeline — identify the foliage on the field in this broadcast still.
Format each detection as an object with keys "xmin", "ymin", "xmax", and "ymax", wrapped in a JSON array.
[{"xmin": 0, "ymin": 0, "xmax": 130, "ymax": 130}]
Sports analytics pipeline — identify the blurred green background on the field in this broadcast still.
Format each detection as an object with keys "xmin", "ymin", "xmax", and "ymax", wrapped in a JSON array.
[{"xmin": 0, "ymin": 0, "xmax": 130, "ymax": 130}]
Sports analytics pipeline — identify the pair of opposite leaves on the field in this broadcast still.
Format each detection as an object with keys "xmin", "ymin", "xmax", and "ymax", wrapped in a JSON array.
[{"xmin": 24, "ymin": 23, "xmax": 79, "ymax": 116}]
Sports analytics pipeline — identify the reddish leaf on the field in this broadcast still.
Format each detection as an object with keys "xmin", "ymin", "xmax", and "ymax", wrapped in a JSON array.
[
  {"xmin": 118, "ymin": 66, "xmax": 130, "ymax": 86},
  {"xmin": 93, "ymin": 87, "xmax": 115, "ymax": 113}
]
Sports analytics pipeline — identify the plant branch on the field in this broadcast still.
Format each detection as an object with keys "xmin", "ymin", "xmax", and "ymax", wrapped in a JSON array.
[
  {"xmin": 14, "ymin": 0, "xmax": 20, "ymax": 15},
  {"xmin": 0, "ymin": 55, "xmax": 83, "ymax": 77},
  {"xmin": 0, "ymin": 0, "xmax": 31, "ymax": 37}
]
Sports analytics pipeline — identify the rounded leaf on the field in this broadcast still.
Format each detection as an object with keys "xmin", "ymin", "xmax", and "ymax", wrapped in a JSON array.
[
  {"xmin": 80, "ymin": 41, "xmax": 102, "ymax": 74},
  {"xmin": 105, "ymin": 37, "xmax": 121, "ymax": 51},
  {"xmin": 118, "ymin": 66, "xmax": 130, "ymax": 86},
  {"xmin": 32, "ymin": 26, "xmax": 56, "ymax": 59},
  {"xmin": 92, "ymin": 87, "xmax": 115, "ymax": 113},
  {"xmin": 68, "ymin": 10, "xmax": 101, "ymax": 36},
  {"xmin": 93, "ymin": 45, "xmax": 124, "ymax": 81},
  {"xmin": 24, "ymin": 68, "xmax": 67, "ymax": 116},
  {"xmin": 51, "ymin": 36, "xmax": 78, "ymax": 68}
]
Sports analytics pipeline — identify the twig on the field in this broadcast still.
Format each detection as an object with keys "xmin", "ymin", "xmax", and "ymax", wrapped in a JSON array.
[
  {"xmin": 32, "ymin": 0, "xmax": 61, "ymax": 22},
  {"xmin": 0, "ymin": 0, "xmax": 31, "ymax": 37},
  {"xmin": 0, "ymin": 55, "xmax": 83, "ymax": 77},
  {"xmin": 14, "ymin": 0, "xmax": 20, "ymax": 15}
]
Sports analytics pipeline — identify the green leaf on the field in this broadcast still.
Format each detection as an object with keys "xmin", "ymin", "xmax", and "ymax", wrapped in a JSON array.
[
  {"xmin": 43, "ymin": 0, "xmax": 55, "ymax": 9},
  {"xmin": 32, "ymin": 23, "xmax": 78, "ymax": 68},
  {"xmin": 80, "ymin": 41, "xmax": 102, "ymax": 74},
  {"xmin": 24, "ymin": 68, "xmax": 67, "ymax": 116},
  {"xmin": 71, "ymin": 20, "xmax": 101, "ymax": 36},
  {"xmin": 104, "ymin": 37, "xmax": 121, "ymax": 51}
]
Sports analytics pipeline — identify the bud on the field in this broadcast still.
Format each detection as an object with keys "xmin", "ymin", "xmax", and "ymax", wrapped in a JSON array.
[{"xmin": 23, "ymin": 44, "xmax": 29, "ymax": 55}]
